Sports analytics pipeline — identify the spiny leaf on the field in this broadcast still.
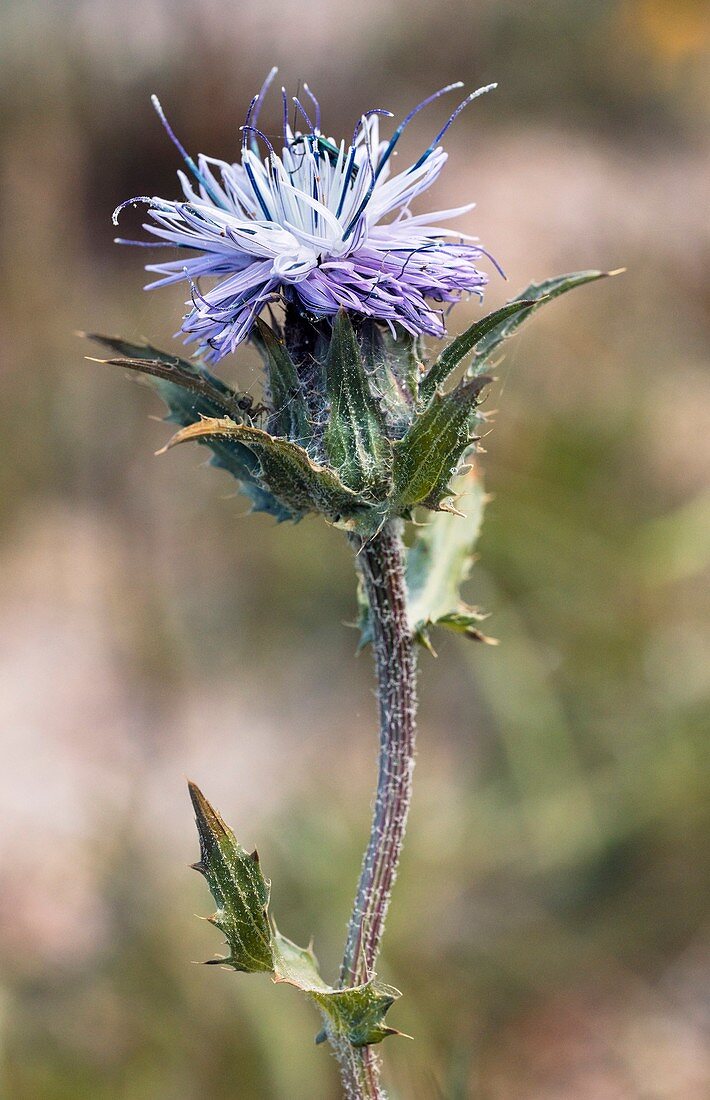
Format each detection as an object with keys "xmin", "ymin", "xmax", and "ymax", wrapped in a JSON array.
[
  {"xmin": 430, "ymin": 610, "xmax": 495, "ymax": 643},
  {"xmin": 467, "ymin": 269, "xmax": 621, "ymax": 375},
  {"xmin": 253, "ymin": 319, "xmax": 311, "ymax": 445},
  {"xmin": 85, "ymin": 335, "xmax": 200, "ymax": 370},
  {"xmin": 188, "ymin": 782, "xmax": 274, "ymax": 973},
  {"xmin": 406, "ymin": 469, "xmax": 492, "ymax": 650},
  {"xmin": 85, "ymin": 334, "xmax": 248, "ymax": 420},
  {"xmin": 391, "ymin": 377, "xmax": 491, "ymax": 510},
  {"xmin": 86, "ymin": 335, "xmax": 291, "ymax": 521},
  {"xmin": 189, "ymin": 784, "xmax": 403, "ymax": 1047},
  {"xmin": 162, "ymin": 416, "xmax": 374, "ymax": 529},
  {"xmin": 311, "ymin": 984, "xmax": 402, "ymax": 1047},
  {"xmin": 323, "ymin": 310, "xmax": 392, "ymax": 493},
  {"xmin": 272, "ymin": 933, "xmax": 403, "ymax": 1047},
  {"xmin": 419, "ymin": 299, "xmax": 535, "ymax": 401},
  {"xmin": 356, "ymin": 470, "xmax": 493, "ymax": 651}
]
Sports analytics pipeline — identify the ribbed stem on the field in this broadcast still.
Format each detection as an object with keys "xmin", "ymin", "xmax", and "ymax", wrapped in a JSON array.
[
  {"xmin": 332, "ymin": 1040, "xmax": 383, "ymax": 1100},
  {"xmin": 333, "ymin": 519, "xmax": 418, "ymax": 1099}
]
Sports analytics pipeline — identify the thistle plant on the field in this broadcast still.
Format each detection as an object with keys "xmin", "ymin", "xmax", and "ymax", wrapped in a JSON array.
[{"xmin": 89, "ymin": 68, "xmax": 615, "ymax": 1098}]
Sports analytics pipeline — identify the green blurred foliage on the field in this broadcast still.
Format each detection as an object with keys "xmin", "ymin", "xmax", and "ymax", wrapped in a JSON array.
[{"xmin": 0, "ymin": 1, "xmax": 708, "ymax": 1097}]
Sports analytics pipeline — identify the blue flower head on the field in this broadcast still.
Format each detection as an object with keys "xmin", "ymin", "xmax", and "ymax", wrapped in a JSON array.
[
  {"xmin": 97, "ymin": 74, "xmax": 605, "ymax": 535},
  {"xmin": 114, "ymin": 70, "xmax": 500, "ymax": 362}
]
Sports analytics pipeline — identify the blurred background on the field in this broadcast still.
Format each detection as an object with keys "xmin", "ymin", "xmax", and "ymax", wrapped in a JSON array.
[{"xmin": 1, "ymin": 1, "xmax": 709, "ymax": 1097}]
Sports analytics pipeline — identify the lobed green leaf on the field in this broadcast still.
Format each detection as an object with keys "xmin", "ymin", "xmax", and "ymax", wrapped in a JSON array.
[
  {"xmin": 189, "ymin": 783, "xmax": 403, "ymax": 1047},
  {"xmin": 406, "ymin": 469, "xmax": 491, "ymax": 649}
]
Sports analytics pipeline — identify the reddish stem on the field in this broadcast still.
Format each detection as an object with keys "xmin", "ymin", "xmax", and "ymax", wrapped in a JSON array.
[{"xmin": 334, "ymin": 520, "xmax": 418, "ymax": 1098}]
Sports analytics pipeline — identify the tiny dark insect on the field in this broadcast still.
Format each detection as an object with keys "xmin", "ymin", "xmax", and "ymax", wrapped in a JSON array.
[{"xmin": 237, "ymin": 394, "xmax": 268, "ymax": 419}]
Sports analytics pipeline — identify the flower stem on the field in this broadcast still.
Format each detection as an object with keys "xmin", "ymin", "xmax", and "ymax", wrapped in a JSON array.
[
  {"xmin": 332, "ymin": 1040, "xmax": 384, "ymax": 1100},
  {"xmin": 334, "ymin": 519, "xmax": 418, "ymax": 1098}
]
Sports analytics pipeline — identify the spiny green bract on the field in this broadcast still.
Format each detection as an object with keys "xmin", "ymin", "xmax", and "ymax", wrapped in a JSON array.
[{"xmin": 88, "ymin": 270, "xmax": 614, "ymax": 538}]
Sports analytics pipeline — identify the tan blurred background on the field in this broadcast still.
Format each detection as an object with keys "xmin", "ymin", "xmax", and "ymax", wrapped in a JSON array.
[{"xmin": 1, "ymin": 1, "xmax": 709, "ymax": 1097}]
